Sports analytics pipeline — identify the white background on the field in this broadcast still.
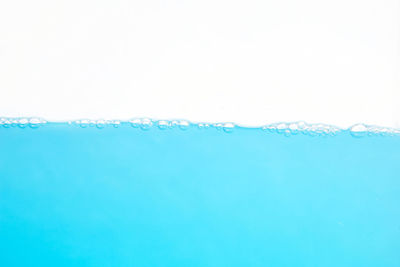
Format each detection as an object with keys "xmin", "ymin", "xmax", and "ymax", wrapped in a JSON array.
[{"xmin": 0, "ymin": 0, "xmax": 399, "ymax": 127}]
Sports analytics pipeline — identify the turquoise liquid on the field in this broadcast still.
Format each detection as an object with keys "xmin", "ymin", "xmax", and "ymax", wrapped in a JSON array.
[{"xmin": 1, "ymin": 121, "xmax": 400, "ymax": 266}]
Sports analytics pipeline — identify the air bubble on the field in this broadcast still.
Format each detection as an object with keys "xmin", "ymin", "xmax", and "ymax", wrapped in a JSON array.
[
  {"xmin": 1, "ymin": 117, "xmax": 398, "ymax": 137},
  {"xmin": 350, "ymin": 124, "xmax": 368, "ymax": 138},
  {"xmin": 169, "ymin": 120, "xmax": 179, "ymax": 128},
  {"xmin": 288, "ymin": 123, "xmax": 299, "ymax": 131},
  {"xmin": 262, "ymin": 122, "xmax": 342, "ymax": 137},
  {"xmin": 0, "ymin": 117, "xmax": 46, "ymax": 129},
  {"xmin": 289, "ymin": 121, "xmax": 307, "ymax": 135},
  {"xmin": 17, "ymin": 118, "xmax": 29, "ymax": 128},
  {"xmin": 9, "ymin": 119, "xmax": 19, "ymax": 127},
  {"xmin": 109, "ymin": 120, "xmax": 121, "ymax": 128},
  {"xmin": 129, "ymin": 118, "xmax": 153, "ymax": 130},
  {"xmin": 157, "ymin": 120, "xmax": 170, "ymax": 130},
  {"xmin": 130, "ymin": 119, "xmax": 141, "ymax": 128},
  {"xmin": 213, "ymin": 123, "xmax": 224, "ymax": 131},
  {"xmin": 0, "ymin": 118, "xmax": 11, "ymax": 128},
  {"xmin": 96, "ymin": 120, "xmax": 106, "ymax": 129},
  {"xmin": 178, "ymin": 120, "xmax": 190, "ymax": 130},
  {"xmin": 29, "ymin": 118, "xmax": 44, "ymax": 128},
  {"xmin": 265, "ymin": 125, "xmax": 277, "ymax": 133},
  {"xmin": 223, "ymin": 123, "xmax": 235, "ymax": 133},
  {"xmin": 88, "ymin": 120, "xmax": 97, "ymax": 127},
  {"xmin": 78, "ymin": 119, "xmax": 90, "ymax": 128},
  {"xmin": 197, "ymin": 123, "xmax": 210, "ymax": 129},
  {"xmin": 276, "ymin": 123, "xmax": 287, "ymax": 130},
  {"xmin": 140, "ymin": 118, "xmax": 153, "ymax": 130},
  {"xmin": 296, "ymin": 121, "xmax": 307, "ymax": 130}
]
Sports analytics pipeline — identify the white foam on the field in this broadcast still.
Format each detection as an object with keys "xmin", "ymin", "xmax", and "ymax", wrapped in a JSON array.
[{"xmin": 1, "ymin": 117, "xmax": 400, "ymax": 137}]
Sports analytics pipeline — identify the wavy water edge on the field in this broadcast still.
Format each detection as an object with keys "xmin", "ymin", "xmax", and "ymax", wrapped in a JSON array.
[{"xmin": 1, "ymin": 117, "xmax": 400, "ymax": 137}]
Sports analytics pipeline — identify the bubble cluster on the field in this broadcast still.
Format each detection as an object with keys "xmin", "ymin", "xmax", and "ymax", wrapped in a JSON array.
[
  {"xmin": 197, "ymin": 123, "xmax": 210, "ymax": 129},
  {"xmin": 262, "ymin": 121, "xmax": 342, "ymax": 137},
  {"xmin": 74, "ymin": 119, "xmax": 121, "ymax": 129},
  {"xmin": 222, "ymin": 123, "xmax": 235, "ymax": 133},
  {"xmin": 109, "ymin": 120, "xmax": 121, "ymax": 128},
  {"xmin": 0, "ymin": 117, "xmax": 47, "ymax": 129},
  {"xmin": 28, "ymin": 118, "xmax": 46, "ymax": 128},
  {"xmin": 127, "ymin": 119, "xmax": 196, "ymax": 131},
  {"xmin": 128, "ymin": 118, "xmax": 152, "ymax": 130},
  {"xmin": 205, "ymin": 122, "xmax": 236, "ymax": 133},
  {"xmin": 2, "ymin": 117, "xmax": 399, "ymax": 137},
  {"xmin": 349, "ymin": 124, "xmax": 400, "ymax": 137},
  {"xmin": 157, "ymin": 120, "xmax": 170, "ymax": 130},
  {"xmin": 178, "ymin": 120, "xmax": 190, "ymax": 130}
]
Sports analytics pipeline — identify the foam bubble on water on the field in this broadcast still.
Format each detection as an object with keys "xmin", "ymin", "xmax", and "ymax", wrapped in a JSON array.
[
  {"xmin": 350, "ymin": 124, "xmax": 400, "ymax": 137},
  {"xmin": 17, "ymin": 118, "xmax": 29, "ymax": 128},
  {"xmin": 73, "ymin": 119, "xmax": 120, "ymax": 128},
  {"xmin": 129, "ymin": 118, "xmax": 153, "ymax": 130},
  {"xmin": 213, "ymin": 123, "xmax": 224, "ymax": 131},
  {"xmin": 1, "ymin": 117, "xmax": 399, "ymax": 137},
  {"xmin": 197, "ymin": 123, "xmax": 210, "ymax": 129},
  {"xmin": 89, "ymin": 120, "xmax": 97, "ymax": 127},
  {"xmin": 223, "ymin": 123, "xmax": 235, "ymax": 133},
  {"xmin": 108, "ymin": 120, "xmax": 121, "ymax": 128},
  {"xmin": 0, "ymin": 118, "xmax": 11, "ymax": 128},
  {"xmin": 1, "ymin": 118, "xmax": 13, "ymax": 128},
  {"xmin": 349, "ymin": 124, "xmax": 368, "ymax": 137},
  {"xmin": 276, "ymin": 123, "xmax": 291, "ymax": 136},
  {"xmin": 29, "ymin": 118, "xmax": 45, "ymax": 128},
  {"xmin": 306, "ymin": 123, "xmax": 341, "ymax": 136},
  {"xmin": 140, "ymin": 118, "xmax": 153, "ymax": 130},
  {"xmin": 75, "ymin": 119, "xmax": 90, "ymax": 128},
  {"xmin": 157, "ymin": 120, "xmax": 170, "ymax": 130},
  {"xmin": 96, "ymin": 119, "xmax": 106, "ymax": 129},
  {"xmin": 262, "ymin": 121, "xmax": 342, "ymax": 136},
  {"xmin": 288, "ymin": 122, "xmax": 299, "ymax": 132},
  {"xmin": 178, "ymin": 120, "xmax": 190, "ymax": 130},
  {"xmin": 0, "ymin": 117, "xmax": 46, "ymax": 128},
  {"xmin": 129, "ymin": 119, "xmax": 141, "ymax": 128}
]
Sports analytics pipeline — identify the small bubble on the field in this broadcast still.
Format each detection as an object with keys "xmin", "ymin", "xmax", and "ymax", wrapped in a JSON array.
[
  {"xmin": 108, "ymin": 120, "xmax": 121, "ymax": 128},
  {"xmin": 157, "ymin": 120, "xmax": 169, "ymax": 130},
  {"xmin": 262, "ymin": 124, "xmax": 277, "ymax": 133},
  {"xmin": 170, "ymin": 120, "xmax": 179, "ymax": 128},
  {"xmin": 288, "ymin": 123, "xmax": 299, "ymax": 131},
  {"xmin": 1, "ymin": 118, "xmax": 12, "ymax": 128},
  {"xmin": 79, "ymin": 119, "xmax": 90, "ymax": 128},
  {"xmin": 350, "ymin": 124, "xmax": 368, "ymax": 138},
  {"xmin": 29, "ymin": 118, "xmax": 42, "ymax": 128},
  {"xmin": 140, "ymin": 118, "xmax": 153, "ymax": 130},
  {"xmin": 276, "ymin": 123, "xmax": 289, "ymax": 135},
  {"xmin": 276, "ymin": 123, "xmax": 287, "ymax": 129},
  {"xmin": 213, "ymin": 123, "xmax": 223, "ymax": 130},
  {"xmin": 197, "ymin": 123, "xmax": 210, "ymax": 129},
  {"xmin": 96, "ymin": 119, "xmax": 106, "ymax": 129},
  {"xmin": 288, "ymin": 122, "xmax": 301, "ymax": 134},
  {"xmin": 178, "ymin": 120, "xmax": 190, "ymax": 130},
  {"xmin": 18, "ymin": 118, "xmax": 29, "ymax": 128},
  {"xmin": 297, "ymin": 121, "xmax": 307, "ymax": 130},
  {"xmin": 223, "ymin": 122, "xmax": 235, "ymax": 133},
  {"xmin": 10, "ymin": 119, "xmax": 20, "ymax": 127},
  {"xmin": 130, "ymin": 119, "xmax": 141, "ymax": 128}
]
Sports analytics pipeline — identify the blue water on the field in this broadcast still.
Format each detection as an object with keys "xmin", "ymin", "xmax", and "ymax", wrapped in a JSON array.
[{"xmin": 1, "ymin": 120, "xmax": 400, "ymax": 266}]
